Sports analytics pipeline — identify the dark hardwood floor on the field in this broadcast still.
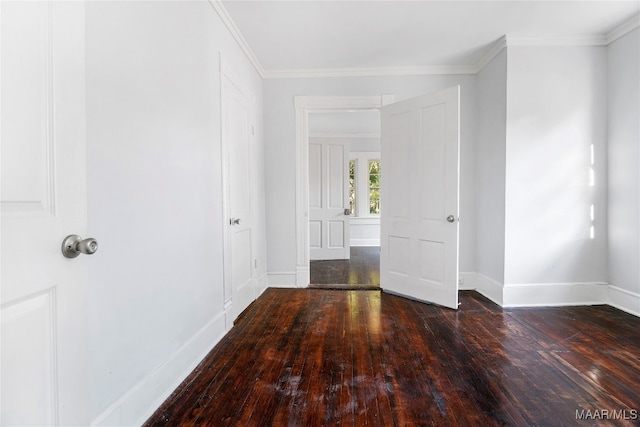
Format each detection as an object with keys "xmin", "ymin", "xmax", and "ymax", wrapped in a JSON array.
[
  {"xmin": 144, "ymin": 289, "xmax": 640, "ymax": 426},
  {"xmin": 310, "ymin": 246, "xmax": 380, "ymax": 287}
]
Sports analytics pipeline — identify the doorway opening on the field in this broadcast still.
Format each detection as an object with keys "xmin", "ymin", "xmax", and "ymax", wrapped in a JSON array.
[
  {"xmin": 307, "ymin": 110, "xmax": 382, "ymax": 287},
  {"xmin": 295, "ymin": 96, "xmax": 393, "ymax": 288}
]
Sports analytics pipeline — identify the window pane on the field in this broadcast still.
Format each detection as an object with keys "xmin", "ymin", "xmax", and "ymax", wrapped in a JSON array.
[
  {"xmin": 349, "ymin": 160, "xmax": 357, "ymax": 216},
  {"xmin": 369, "ymin": 160, "xmax": 381, "ymax": 215}
]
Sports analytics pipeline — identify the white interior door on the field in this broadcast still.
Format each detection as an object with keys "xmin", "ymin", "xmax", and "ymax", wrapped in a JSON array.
[
  {"xmin": 380, "ymin": 86, "xmax": 460, "ymax": 309},
  {"xmin": 1, "ymin": 1, "xmax": 90, "ymax": 424},
  {"xmin": 221, "ymin": 71, "xmax": 255, "ymax": 326},
  {"xmin": 309, "ymin": 139, "xmax": 350, "ymax": 260}
]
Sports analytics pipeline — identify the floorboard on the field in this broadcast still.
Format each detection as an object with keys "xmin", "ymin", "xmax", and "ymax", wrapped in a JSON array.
[
  {"xmin": 144, "ymin": 290, "xmax": 640, "ymax": 426},
  {"xmin": 310, "ymin": 246, "xmax": 380, "ymax": 287}
]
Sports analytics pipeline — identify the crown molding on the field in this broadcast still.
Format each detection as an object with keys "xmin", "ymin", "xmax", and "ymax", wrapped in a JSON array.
[
  {"xmin": 473, "ymin": 35, "xmax": 508, "ymax": 73},
  {"xmin": 263, "ymin": 64, "xmax": 476, "ymax": 79},
  {"xmin": 208, "ymin": 0, "xmax": 265, "ymax": 78},
  {"xmin": 606, "ymin": 13, "xmax": 640, "ymax": 44},
  {"xmin": 211, "ymin": 0, "xmax": 637, "ymax": 79}
]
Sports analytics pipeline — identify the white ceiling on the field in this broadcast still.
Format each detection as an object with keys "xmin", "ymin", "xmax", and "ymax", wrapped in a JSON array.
[{"xmin": 221, "ymin": 0, "xmax": 639, "ymax": 75}]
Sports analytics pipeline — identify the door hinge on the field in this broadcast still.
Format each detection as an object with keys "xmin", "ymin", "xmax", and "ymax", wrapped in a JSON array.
[
  {"xmin": 251, "ymin": 126, "xmax": 255, "ymax": 135},
  {"xmin": 254, "ymin": 259, "xmax": 257, "ymax": 269}
]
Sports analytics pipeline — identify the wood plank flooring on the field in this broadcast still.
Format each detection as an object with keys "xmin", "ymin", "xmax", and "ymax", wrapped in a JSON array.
[
  {"xmin": 144, "ymin": 290, "xmax": 640, "ymax": 426},
  {"xmin": 310, "ymin": 246, "xmax": 380, "ymax": 287}
]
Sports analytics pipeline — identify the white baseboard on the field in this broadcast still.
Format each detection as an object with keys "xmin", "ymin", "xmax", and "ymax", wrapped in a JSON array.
[
  {"xmin": 296, "ymin": 265, "xmax": 309, "ymax": 287},
  {"xmin": 458, "ymin": 272, "xmax": 477, "ymax": 291},
  {"xmin": 256, "ymin": 273, "xmax": 268, "ymax": 297},
  {"xmin": 267, "ymin": 271, "xmax": 297, "ymax": 288},
  {"xmin": 608, "ymin": 285, "xmax": 640, "ymax": 317},
  {"xmin": 502, "ymin": 282, "xmax": 608, "ymax": 307},
  {"xmin": 475, "ymin": 273, "xmax": 504, "ymax": 306},
  {"xmin": 350, "ymin": 239, "xmax": 381, "ymax": 247},
  {"xmin": 91, "ymin": 312, "xmax": 226, "ymax": 427}
]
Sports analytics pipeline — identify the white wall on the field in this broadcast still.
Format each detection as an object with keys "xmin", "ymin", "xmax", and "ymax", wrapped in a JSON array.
[
  {"xmin": 607, "ymin": 28, "xmax": 640, "ymax": 314},
  {"xmin": 264, "ymin": 75, "xmax": 477, "ymax": 280},
  {"xmin": 475, "ymin": 49, "xmax": 507, "ymax": 289},
  {"xmin": 504, "ymin": 46, "xmax": 608, "ymax": 287},
  {"xmin": 85, "ymin": 2, "xmax": 265, "ymax": 424}
]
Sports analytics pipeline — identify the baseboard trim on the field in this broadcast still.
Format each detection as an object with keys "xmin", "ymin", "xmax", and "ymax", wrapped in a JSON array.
[
  {"xmin": 458, "ymin": 272, "xmax": 477, "ymax": 291},
  {"xmin": 91, "ymin": 312, "xmax": 226, "ymax": 426},
  {"xmin": 608, "ymin": 285, "xmax": 640, "ymax": 317},
  {"xmin": 475, "ymin": 273, "xmax": 504, "ymax": 306},
  {"xmin": 502, "ymin": 282, "xmax": 608, "ymax": 307},
  {"xmin": 256, "ymin": 273, "xmax": 269, "ymax": 297},
  {"xmin": 267, "ymin": 271, "xmax": 297, "ymax": 288},
  {"xmin": 296, "ymin": 265, "xmax": 310, "ymax": 288}
]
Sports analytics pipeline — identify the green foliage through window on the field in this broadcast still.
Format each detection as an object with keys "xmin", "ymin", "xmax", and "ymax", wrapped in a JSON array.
[
  {"xmin": 369, "ymin": 160, "xmax": 381, "ymax": 215},
  {"xmin": 349, "ymin": 160, "xmax": 356, "ymax": 216}
]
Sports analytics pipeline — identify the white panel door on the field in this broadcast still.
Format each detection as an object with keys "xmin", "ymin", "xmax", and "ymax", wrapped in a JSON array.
[
  {"xmin": 1, "ymin": 1, "xmax": 90, "ymax": 425},
  {"xmin": 309, "ymin": 139, "xmax": 350, "ymax": 260},
  {"xmin": 380, "ymin": 87, "xmax": 460, "ymax": 309},
  {"xmin": 221, "ymin": 71, "xmax": 255, "ymax": 326}
]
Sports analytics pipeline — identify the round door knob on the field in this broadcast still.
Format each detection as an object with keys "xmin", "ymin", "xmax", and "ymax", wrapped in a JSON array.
[
  {"xmin": 62, "ymin": 235, "xmax": 99, "ymax": 258},
  {"xmin": 446, "ymin": 215, "xmax": 456, "ymax": 223}
]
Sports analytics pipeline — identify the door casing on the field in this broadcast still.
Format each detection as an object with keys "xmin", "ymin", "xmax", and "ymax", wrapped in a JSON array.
[{"xmin": 294, "ymin": 95, "xmax": 394, "ymax": 286}]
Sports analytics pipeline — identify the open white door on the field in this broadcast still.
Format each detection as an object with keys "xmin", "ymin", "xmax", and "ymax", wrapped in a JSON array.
[
  {"xmin": 380, "ymin": 86, "xmax": 460, "ymax": 309},
  {"xmin": 309, "ymin": 138, "xmax": 350, "ymax": 260},
  {"xmin": 1, "ymin": 1, "xmax": 90, "ymax": 424},
  {"xmin": 221, "ymin": 66, "xmax": 257, "ymax": 327}
]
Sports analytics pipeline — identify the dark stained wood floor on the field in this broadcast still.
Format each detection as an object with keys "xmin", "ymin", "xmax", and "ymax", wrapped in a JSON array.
[
  {"xmin": 144, "ymin": 290, "xmax": 640, "ymax": 427},
  {"xmin": 310, "ymin": 246, "xmax": 380, "ymax": 287}
]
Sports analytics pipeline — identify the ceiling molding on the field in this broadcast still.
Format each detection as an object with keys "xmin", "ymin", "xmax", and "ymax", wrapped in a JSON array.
[
  {"xmin": 213, "ymin": 1, "xmax": 637, "ymax": 79},
  {"xmin": 263, "ymin": 65, "xmax": 476, "ymax": 79},
  {"xmin": 606, "ymin": 13, "xmax": 640, "ymax": 44},
  {"xmin": 473, "ymin": 36, "xmax": 508, "ymax": 73},
  {"xmin": 504, "ymin": 34, "xmax": 608, "ymax": 47},
  {"xmin": 208, "ymin": 0, "xmax": 265, "ymax": 78}
]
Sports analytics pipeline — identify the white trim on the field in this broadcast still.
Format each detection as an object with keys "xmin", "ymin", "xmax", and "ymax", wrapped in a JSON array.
[
  {"xmin": 256, "ymin": 273, "xmax": 269, "ymax": 298},
  {"xmin": 475, "ymin": 273, "xmax": 504, "ymax": 306},
  {"xmin": 207, "ymin": 0, "xmax": 264, "ymax": 77},
  {"xmin": 310, "ymin": 133, "xmax": 380, "ymax": 139},
  {"xmin": 505, "ymin": 34, "xmax": 607, "ymax": 47},
  {"xmin": 474, "ymin": 36, "xmax": 508, "ymax": 73},
  {"xmin": 263, "ymin": 65, "xmax": 476, "ymax": 79},
  {"xmin": 608, "ymin": 285, "xmax": 640, "ymax": 317},
  {"xmin": 295, "ymin": 96, "xmax": 391, "ymax": 289},
  {"xmin": 458, "ymin": 272, "xmax": 477, "ymax": 291},
  {"xmin": 502, "ymin": 282, "xmax": 608, "ymax": 307},
  {"xmin": 203, "ymin": 3, "xmax": 637, "ymax": 80},
  {"xmin": 296, "ymin": 265, "xmax": 310, "ymax": 288},
  {"xmin": 91, "ymin": 313, "xmax": 226, "ymax": 427},
  {"xmin": 350, "ymin": 239, "xmax": 381, "ymax": 247},
  {"xmin": 606, "ymin": 14, "xmax": 640, "ymax": 44},
  {"xmin": 267, "ymin": 272, "xmax": 297, "ymax": 288}
]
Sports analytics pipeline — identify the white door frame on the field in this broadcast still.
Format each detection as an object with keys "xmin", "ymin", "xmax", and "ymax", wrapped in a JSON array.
[{"xmin": 293, "ymin": 95, "xmax": 394, "ymax": 287}]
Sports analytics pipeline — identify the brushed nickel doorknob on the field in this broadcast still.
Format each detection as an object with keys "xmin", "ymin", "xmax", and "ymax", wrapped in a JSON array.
[
  {"xmin": 446, "ymin": 215, "xmax": 456, "ymax": 223},
  {"xmin": 62, "ymin": 235, "xmax": 98, "ymax": 258}
]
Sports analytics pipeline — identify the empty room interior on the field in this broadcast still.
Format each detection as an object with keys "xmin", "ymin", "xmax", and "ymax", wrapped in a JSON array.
[{"xmin": 1, "ymin": 0, "xmax": 640, "ymax": 425}]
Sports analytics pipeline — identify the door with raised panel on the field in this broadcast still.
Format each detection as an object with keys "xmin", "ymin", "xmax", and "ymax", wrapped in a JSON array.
[
  {"xmin": 380, "ymin": 86, "xmax": 460, "ymax": 309},
  {"xmin": 309, "ymin": 139, "xmax": 350, "ymax": 260},
  {"xmin": 221, "ymin": 67, "xmax": 256, "ymax": 326},
  {"xmin": 1, "ymin": 1, "xmax": 90, "ymax": 424}
]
